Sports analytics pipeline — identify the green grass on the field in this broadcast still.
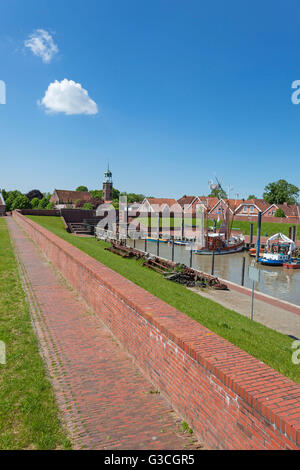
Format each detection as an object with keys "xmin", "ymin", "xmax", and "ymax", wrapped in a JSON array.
[
  {"xmin": 134, "ymin": 216, "xmax": 299, "ymax": 239},
  {"xmin": 26, "ymin": 215, "xmax": 300, "ymax": 385},
  {"xmin": 230, "ymin": 220, "xmax": 299, "ymax": 240},
  {"xmin": 0, "ymin": 219, "xmax": 71, "ymax": 450}
]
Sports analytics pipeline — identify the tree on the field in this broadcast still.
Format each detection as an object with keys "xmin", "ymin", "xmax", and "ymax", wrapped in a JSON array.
[
  {"xmin": 208, "ymin": 188, "xmax": 227, "ymax": 199},
  {"xmin": 90, "ymin": 190, "xmax": 103, "ymax": 200},
  {"xmin": 82, "ymin": 202, "xmax": 94, "ymax": 210},
  {"xmin": 120, "ymin": 192, "xmax": 145, "ymax": 203},
  {"xmin": 247, "ymin": 194, "xmax": 257, "ymax": 200},
  {"xmin": 37, "ymin": 195, "xmax": 51, "ymax": 209},
  {"xmin": 11, "ymin": 195, "xmax": 30, "ymax": 210},
  {"xmin": 26, "ymin": 189, "xmax": 43, "ymax": 201},
  {"xmin": 3, "ymin": 190, "xmax": 22, "ymax": 211},
  {"xmin": 274, "ymin": 208, "xmax": 286, "ymax": 218},
  {"xmin": 76, "ymin": 186, "xmax": 88, "ymax": 192},
  {"xmin": 30, "ymin": 197, "xmax": 40, "ymax": 209},
  {"xmin": 263, "ymin": 179, "xmax": 299, "ymax": 205}
]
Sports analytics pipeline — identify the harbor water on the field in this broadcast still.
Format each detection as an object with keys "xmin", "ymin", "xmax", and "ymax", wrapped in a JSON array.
[{"xmin": 128, "ymin": 239, "xmax": 300, "ymax": 307}]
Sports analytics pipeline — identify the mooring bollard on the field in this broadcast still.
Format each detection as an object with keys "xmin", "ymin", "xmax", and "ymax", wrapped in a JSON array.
[
  {"xmin": 133, "ymin": 238, "xmax": 136, "ymax": 249},
  {"xmin": 250, "ymin": 223, "xmax": 253, "ymax": 245},
  {"xmin": 241, "ymin": 256, "xmax": 246, "ymax": 286},
  {"xmin": 211, "ymin": 251, "xmax": 215, "ymax": 276}
]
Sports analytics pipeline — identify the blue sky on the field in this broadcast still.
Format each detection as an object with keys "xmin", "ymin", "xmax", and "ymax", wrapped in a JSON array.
[{"xmin": 1, "ymin": 0, "xmax": 300, "ymax": 199}]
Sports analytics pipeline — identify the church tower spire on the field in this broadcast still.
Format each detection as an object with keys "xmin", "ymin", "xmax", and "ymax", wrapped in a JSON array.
[{"xmin": 103, "ymin": 164, "xmax": 113, "ymax": 202}]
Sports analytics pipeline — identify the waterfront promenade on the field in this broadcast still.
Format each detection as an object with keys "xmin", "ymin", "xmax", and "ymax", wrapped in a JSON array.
[{"xmin": 7, "ymin": 217, "xmax": 202, "ymax": 450}]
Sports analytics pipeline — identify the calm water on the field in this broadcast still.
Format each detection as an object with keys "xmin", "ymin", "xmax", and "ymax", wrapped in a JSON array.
[{"xmin": 128, "ymin": 239, "xmax": 300, "ymax": 306}]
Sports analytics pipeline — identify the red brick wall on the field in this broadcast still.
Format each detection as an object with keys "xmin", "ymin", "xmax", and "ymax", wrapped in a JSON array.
[
  {"xmin": 13, "ymin": 211, "xmax": 300, "ymax": 450},
  {"xmin": 17, "ymin": 209, "xmax": 60, "ymax": 216}
]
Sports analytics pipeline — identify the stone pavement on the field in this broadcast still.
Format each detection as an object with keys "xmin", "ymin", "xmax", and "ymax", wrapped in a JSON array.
[
  {"xmin": 190, "ymin": 285, "xmax": 300, "ymax": 339},
  {"xmin": 7, "ymin": 218, "xmax": 203, "ymax": 450}
]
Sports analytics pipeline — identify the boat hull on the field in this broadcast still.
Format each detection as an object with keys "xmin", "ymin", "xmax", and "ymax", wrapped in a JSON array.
[
  {"xmin": 258, "ymin": 257, "xmax": 284, "ymax": 266},
  {"xmin": 283, "ymin": 262, "xmax": 300, "ymax": 269},
  {"xmin": 194, "ymin": 242, "xmax": 244, "ymax": 255}
]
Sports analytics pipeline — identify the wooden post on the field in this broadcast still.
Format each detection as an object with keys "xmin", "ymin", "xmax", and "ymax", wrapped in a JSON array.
[
  {"xmin": 256, "ymin": 212, "xmax": 262, "ymax": 262},
  {"xmin": 211, "ymin": 251, "xmax": 215, "ymax": 276},
  {"xmin": 289, "ymin": 226, "xmax": 292, "ymax": 240},
  {"xmin": 172, "ymin": 238, "xmax": 175, "ymax": 262},
  {"xmin": 170, "ymin": 211, "xmax": 174, "ymax": 241},
  {"xmin": 241, "ymin": 257, "xmax": 246, "ymax": 286},
  {"xmin": 190, "ymin": 246, "xmax": 193, "ymax": 268},
  {"xmin": 250, "ymin": 223, "xmax": 253, "ymax": 245},
  {"xmin": 181, "ymin": 212, "xmax": 184, "ymax": 240},
  {"xmin": 147, "ymin": 211, "xmax": 151, "ymax": 238},
  {"xmin": 292, "ymin": 225, "xmax": 296, "ymax": 242}
]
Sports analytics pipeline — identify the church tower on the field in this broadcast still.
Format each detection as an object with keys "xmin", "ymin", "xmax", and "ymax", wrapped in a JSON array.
[{"xmin": 103, "ymin": 165, "xmax": 113, "ymax": 202}]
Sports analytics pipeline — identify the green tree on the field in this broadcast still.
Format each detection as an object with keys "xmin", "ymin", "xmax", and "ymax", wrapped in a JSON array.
[
  {"xmin": 120, "ymin": 192, "xmax": 145, "ymax": 203},
  {"xmin": 274, "ymin": 208, "xmax": 286, "ymax": 218},
  {"xmin": 82, "ymin": 202, "xmax": 94, "ymax": 210},
  {"xmin": 76, "ymin": 186, "xmax": 88, "ymax": 192},
  {"xmin": 30, "ymin": 197, "xmax": 40, "ymax": 209},
  {"xmin": 247, "ymin": 194, "xmax": 257, "ymax": 200},
  {"xmin": 90, "ymin": 190, "xmax": 103, "ymax": 200},
  {"xmin": 263, "ymin": 179, "xmax": 299, "ymax": 205},
  {"xmin": 3, "ymin": 190, "xmax": 22, "ymax": 211},
  {"xmin": 37, "ymin": 195, "xmax": 51, "ymax": 209},
  {"xmin": 112, "ymin": 188, "xmax": 120, "ymax": 200},
  {"xmin": 11, "ymin": 195, "xmax": 30, "ymax": 210},
  {"xmin": 208, "ymin": 188, "xmax": 227, "ymax": 199}
]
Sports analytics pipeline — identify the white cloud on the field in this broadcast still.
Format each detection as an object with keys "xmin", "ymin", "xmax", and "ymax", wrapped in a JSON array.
[
  {"xmin": 38, "ymin": 79, "xmax": 98, "ymax": 115},
  {"xmin": 25, "ymin": 29, "xmax": 58, "ymax": 63}
]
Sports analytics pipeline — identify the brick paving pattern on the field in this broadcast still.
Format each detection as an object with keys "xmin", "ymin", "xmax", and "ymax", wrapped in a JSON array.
[{"xmin": 7, "ymin": 218, "xmax": 203, "ymax": 450}]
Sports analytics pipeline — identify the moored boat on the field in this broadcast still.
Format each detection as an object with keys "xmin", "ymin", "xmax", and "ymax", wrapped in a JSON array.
[
  {"xmin": 194, "ymin": 233, "xmax": 244, "ymax": 255},
  {"xmin": 146, "ymin": 237, "xmax": 170, "ymax": 244},
  {"xmin": 258, "ymin": 233, "xmax": 295, "ymax": 266},
  {"xmin": 283, "ymin": 259, "xmax": 300, "ymax": 269}
]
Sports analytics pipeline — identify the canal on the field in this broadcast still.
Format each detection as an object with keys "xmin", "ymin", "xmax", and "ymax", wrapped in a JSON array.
[{"xmin": 128, "ymin": 239, "xmax": 300, "ymax": 307}]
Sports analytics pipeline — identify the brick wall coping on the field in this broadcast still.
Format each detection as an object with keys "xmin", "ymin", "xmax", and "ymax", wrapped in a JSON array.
[{"xmin": 14, "ymin": 211, "xmax": 300, "ymax": 447}]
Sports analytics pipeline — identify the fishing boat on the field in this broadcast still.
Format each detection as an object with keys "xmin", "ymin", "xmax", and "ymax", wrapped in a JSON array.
[
  {"xmin": 248, "ymin": 247, "xmax": 264, "ymax": 257},
  {"xmin": 146, "ymin": 237, "xmax": 170, "ymax": 244},
  {"xmin": 194, "ymin": 233, "xmax": 244, "ymax": 255},
  {"xmin": 194, "ymin": 194, "xmax": 244, "ymax": 255},
  {"xmin": 174, "ymin": 240, "xmax": 190, "ymax": 246},
  {"xmin": 283, "ymin": 259, "xmax": 300, "ymax": 269},
  {"xmin": 258, "ymin": 233, "xmax": 295, "ymax": 266}
]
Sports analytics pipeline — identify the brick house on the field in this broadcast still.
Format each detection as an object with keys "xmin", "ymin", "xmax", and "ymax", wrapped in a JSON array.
[
  {"xmin": 140, "ymin": 198, "xmax": 182, "ymax": 214},
  {"xmin": 234, "ymin": 199, "xmax": 270, "ymax": 217},
  {"xmin": 50, "ymin": 189, "xmax": 93, "ymax": 209},
  {"xmin": 263, "ymin": 202, "xmax": 300, "ymax": 219}
]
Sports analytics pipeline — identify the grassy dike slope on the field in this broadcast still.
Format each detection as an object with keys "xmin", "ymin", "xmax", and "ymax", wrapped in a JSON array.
[
  {"xmin": 27, "ymin": 215, "xmax": 300, "ymax": 385},
  {"xmin": 0, "ymin": 219, "xmax": 71, "ymax": 449}
]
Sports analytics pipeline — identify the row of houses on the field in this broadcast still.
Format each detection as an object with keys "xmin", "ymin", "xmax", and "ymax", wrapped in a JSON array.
[{"xmin": 136, "ymin": 196, "xmax": 300, "ymax": 222}]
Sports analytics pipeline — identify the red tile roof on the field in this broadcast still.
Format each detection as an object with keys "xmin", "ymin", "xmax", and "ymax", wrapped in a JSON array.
[
  {"xmin": 276, "ymin": 203, "xmax": 299, "ymax": 218},
  {"xmin": 177, "ymin": 195, "xmax": 196, "ymax": 207},
  {"xmin": 52, "ymin": 190, "xmax": 92, "ymax": 204},
  {"xmin": 146, "ymin": 198, "xmax": 179, "ymax": 207}
]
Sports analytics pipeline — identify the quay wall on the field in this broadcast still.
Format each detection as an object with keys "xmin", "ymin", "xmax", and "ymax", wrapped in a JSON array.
[{"xmin": 13, "ymin": 210, "xmax": 300, "ymax": 450}]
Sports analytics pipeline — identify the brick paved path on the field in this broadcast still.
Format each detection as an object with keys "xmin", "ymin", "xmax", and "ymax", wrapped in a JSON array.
[{"xmin": 7, "ymin": 218, "xmax": 202, "ymax": 450}]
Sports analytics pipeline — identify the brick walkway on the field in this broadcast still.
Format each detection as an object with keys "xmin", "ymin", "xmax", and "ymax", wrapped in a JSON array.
[{"xmin": 7, "ymin": 218, "xmax": 203, "ymax": 450}]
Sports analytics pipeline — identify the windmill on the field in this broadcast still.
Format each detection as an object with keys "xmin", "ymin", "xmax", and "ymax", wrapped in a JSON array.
[{"xmin": 208, "ymin": 174, "xmax": 225, "ymax": 199}]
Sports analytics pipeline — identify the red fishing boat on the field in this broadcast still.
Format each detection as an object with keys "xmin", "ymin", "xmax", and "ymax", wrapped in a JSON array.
[{"xmin": 283, "ymin": 260, "xmax": 300, "ymax": 269}]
